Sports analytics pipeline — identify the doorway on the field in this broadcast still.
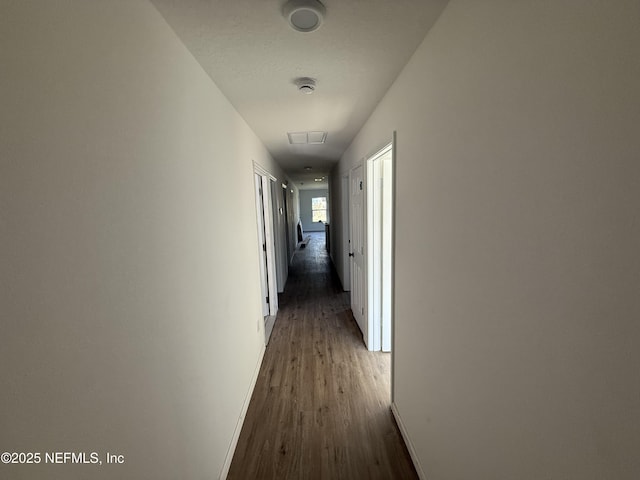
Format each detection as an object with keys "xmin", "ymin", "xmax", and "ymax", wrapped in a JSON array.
[
  {"xmin": 254, "ymin": 173, "xmax": 270, "ymax": 319},
  {"xmin": 253, "ymin": 164, "xmax": 279, "ymax": 344},
  {"xmin": 366, "ymin": 143, "xmax": 393, "ymax": 352}
]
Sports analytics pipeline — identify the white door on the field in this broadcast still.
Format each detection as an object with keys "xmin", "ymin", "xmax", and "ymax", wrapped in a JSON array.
[
  {"xmin": 350, "ymin": 164, "xmax": 366, "ymax": 337},
  {"xmin": 254, "ymin": 173, "xmax": 270, "ymax": 317},
  {"xmin": 341, "ymin": 175, "xmax": 351, "ymax": 291}
]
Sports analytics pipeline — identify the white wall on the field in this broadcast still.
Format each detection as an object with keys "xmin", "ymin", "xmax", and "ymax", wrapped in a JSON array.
[
  {"xmin": 333, "ymin": 1, "xmax": 640, "ymax": 478},
  {"xmin": 299, "ymin": 189, "xmax": 329, "ymax": 232},
  {"xmin": 0, "ymin": 2, "xmax": 288, "ymax": 478}
]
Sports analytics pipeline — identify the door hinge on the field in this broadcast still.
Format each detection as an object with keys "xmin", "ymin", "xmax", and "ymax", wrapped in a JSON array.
[
  {"xmin": 266, "ymin": 296, "xmax": 270, "ymax": 304},
  {"xmin": 361, "ymin": 307, "xmax": 364, "ymax": 315},
  {"xmin": 263, "ymin": 242, "xmax": 267, "ymax": 251}
]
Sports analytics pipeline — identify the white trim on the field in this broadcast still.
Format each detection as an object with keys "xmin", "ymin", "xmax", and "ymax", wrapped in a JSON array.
[
  {"xmin": 390, "ymin": 131, "xmax": 397, "ymax": 401},
  {"xmin": 219, "ymin": 344, "xmax": 266, "ymax": 480},
  {"xmin": 366, "ymin": 158, "xmax": 379, "ymax": 350},
  {"xmin": 261, "ymin": 176, "xmax": 279, "ymax": 316},
  {"xmin": 252, "ymin": 160, "xmax": 276, "ymax": 181},
  {"xmin": 365, "ymin": 142, "xmax": 393, "ymax": 351},
  {"xmin": 253, "ymin": 163, "xmax": 279, "ymax": 318},
  {"xmin": 365, "ymin": 142, "xmax": 393, "ymax": 166},
  {"xmin": 391, "ymin": 402, "xmax": 427, "ymax": 480},
  {"xmin": 254, "ymin": 173, "xmax": 270, "ymax": 317}
]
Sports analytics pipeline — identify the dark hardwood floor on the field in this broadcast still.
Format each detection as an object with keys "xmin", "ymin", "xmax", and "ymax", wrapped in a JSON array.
[{"xmin": 227, "ymin": 232, "xmax": 418, "ymax": 480}]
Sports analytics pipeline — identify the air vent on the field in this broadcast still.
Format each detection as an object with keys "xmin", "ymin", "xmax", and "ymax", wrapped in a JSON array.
[
  {"xmin": 307, "ymin": 131, "xmax": 326, "ymax": 144},
  {"xmin": 287, "ymin": 132, "xmax": 308, "ymax": 144},
  {"xmin": 287, "ymin": 131, "xmax": 327, "ymax": 144}
]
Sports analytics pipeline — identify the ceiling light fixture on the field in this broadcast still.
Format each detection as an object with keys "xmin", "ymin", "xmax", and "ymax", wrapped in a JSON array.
[
  {"xmin": 294, "ymin": 77, "xmax": 316, "ymax": 94},
  {"xmin": 283, "ymin": 0, "xmax": 326, "ymax": 33}
]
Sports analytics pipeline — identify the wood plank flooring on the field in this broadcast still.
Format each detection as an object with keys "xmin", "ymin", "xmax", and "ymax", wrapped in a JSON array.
[{"xmin": 227, "ymin": 232, "xmax": 418, "ymax": 480}]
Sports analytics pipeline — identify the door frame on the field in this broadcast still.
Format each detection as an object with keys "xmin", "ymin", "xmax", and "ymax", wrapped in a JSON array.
[
  {"xmin": 366, "ymin": 142, "xmax": 393, "ymax": 352},
  {"xmin": 253, "ymin": 162, "xmax": 279, "ymax": 324},
  {"xmin": 254, "ymin": 172, "xmax": 270, "ymax": 318}
]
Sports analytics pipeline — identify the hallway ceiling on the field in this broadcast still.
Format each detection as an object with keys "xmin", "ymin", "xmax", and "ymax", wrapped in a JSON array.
[{"xmin": 150, "ymin": 0, "xmax": 448, "ymax": 189}]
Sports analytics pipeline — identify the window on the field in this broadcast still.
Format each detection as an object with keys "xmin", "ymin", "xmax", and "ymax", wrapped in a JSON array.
[{"xmin": 312, "ymin": 196, "xmax": 327, "ymax": 223}]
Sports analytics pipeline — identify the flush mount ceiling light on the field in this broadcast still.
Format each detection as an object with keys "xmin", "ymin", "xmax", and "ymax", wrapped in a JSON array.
[
  {"xmin": 283, "ymin": 0, "xmax": 326, "ymax": 33},
  {"xmin": 294, "ymin": 77, "xmax": 316, "ymax": 94}
]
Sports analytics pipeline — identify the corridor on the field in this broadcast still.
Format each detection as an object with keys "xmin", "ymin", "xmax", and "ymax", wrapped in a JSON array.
[{"xmin": 227, "ymin": 232, "xmax": 417, "ymax": 479}]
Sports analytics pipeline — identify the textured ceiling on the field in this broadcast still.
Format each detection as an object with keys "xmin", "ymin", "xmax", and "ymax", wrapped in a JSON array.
[{"xmin": 150, "ymin": 0, "xmax": 448, "ymax": 189}]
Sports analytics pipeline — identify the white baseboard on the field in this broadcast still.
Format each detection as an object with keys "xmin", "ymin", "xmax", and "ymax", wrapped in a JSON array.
[
  {"xmin": 391, "ymin": 402, "xmax": 427, "ymax": 480},
  {"xmin": 219, "ymin": 343, "xmax": 266, "ymax": 479}
]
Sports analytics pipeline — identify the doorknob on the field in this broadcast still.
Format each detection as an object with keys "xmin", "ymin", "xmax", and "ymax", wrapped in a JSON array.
[{"xmin": 349, "ymin": 252, "xmax": 354, "ymax": 257}]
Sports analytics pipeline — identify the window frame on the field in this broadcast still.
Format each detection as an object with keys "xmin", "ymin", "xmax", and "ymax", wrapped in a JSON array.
[{"xmin": 311, "ymin": 196, "xmax": 327, "ymax": 223}]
